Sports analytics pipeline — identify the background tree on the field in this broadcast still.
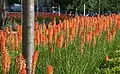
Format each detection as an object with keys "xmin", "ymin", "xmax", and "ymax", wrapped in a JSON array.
[
  {"xmin": 54, "ymin": 0, "xmax": 120, "ymax": 14},
  {"xmin": 0, "ymin": 0, "xmax": 7, "ymax": 29},
  {"xmin": 54, "ymin": 0, "xmax": 73, "ymax": 8},
  {"xmin": 7, "ymin": 0, "xmax": 21, "ymax": 5},
  {"xmin": 107, "ymin": 0, "xmax": 120, "ymax": 13},
  {"xmin": 99, "ymin": 0, "xmax": 108, "ymax": 14},
  {"xmin": 22, "ymin": 0, "xmax": 34, "ymax": 73}
]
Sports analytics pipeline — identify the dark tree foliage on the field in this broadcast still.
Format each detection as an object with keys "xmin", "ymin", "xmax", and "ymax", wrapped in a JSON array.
[
  {"xmin": 54, "ymin": 0, "xmax": 73, "ymax": 7},
  {"xmin": 7, "ymin": 0, "xmax": 21, "ymax": 5},
  {"xmin": 54, "ymin": 0, "xmax": 120, "ymax": 13}
]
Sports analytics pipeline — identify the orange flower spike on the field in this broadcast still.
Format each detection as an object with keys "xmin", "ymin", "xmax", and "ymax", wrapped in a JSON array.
[
  {"xmin": 48, "ymin": 22, "xmax": 52, "ymax": 26},
  {"xmin": 39, "ymin": 33, "xmax": 42, "ymax": 44},
  {"xmin": 99, "ymin": 22, "xmax": 103, "ymax": 30},
  {"xmin": 54, "ymin": 34, "xmax": 57, "ymax": 44},
  {"xmin": 5, "ymin": 27, "xmax": 9, "ymax": 32},
  {"xmin": 40, "ymin": 34, "xmax": 44, "ymax": 44},
  {"xmin": 80, "ymin": 43, "xmax": 84, "ymax": 56},
  {"xmin": 15, "ymin": 33, "xmax": 19, "ymax": 50},
  {"xmin": 34, "ymin": 31, "xmax": 36, "ymax": 39},
  {"xmin": 53, "ymin": 18, "xmax": 56, "ymax": 26},
  {"xmin": 1, "ymin": 36, "xmax": 6, "ymax": 50},
  {"xmin": 107, "ymin": 32, "xmax": 112, "ymax": 43},
  {"xmin": 59, "ymin": 20, "xmax": 62, "ymax": 24},
  {"xmin": 47, "ymin": 65, "xmax": 53, "ymax": 74},
  {"xmin": 88, "ymin": 31, "xmax": 93, "ymax": 43},
  {"xmin": 11, "ymin": 34, "xmax": 15, "ymax": 49},
  {"xmin": 60, "ymin": 23, "xmax": 63, "ymax": 29},
  {"xmin": 20, "ymin": 67, "xmax": 26, "ymax": 74},
  {"xmin": 70, "ymin": 27, "xmax": 75, "ymax": 35},
  {"xmin": 16, "ymin": 53, "xmax": 26, "ymax": 74},
  {"xmin": 32, "ymin": 51, "xmax": 40, "ymax": 64},
  {"xmin": 38, "ymin": 31, "xmax": 40, "ymax": 45},
  {"xmin": 50, "ymin": 47, "xmax": 54, "ymax": 53},
  {"xmin": 69, "ymin": 34, "xmax": 73, "ymax": 43},
  {"xmin": 116, "ymin": 20, "xmax": 120, "ymax": 30},
  {"xmin": 35, "ymin": 30, "xmax": 39, "ymax": 45},
  {"xmin": 32, "ymin": 51, "xmax": 40, "ymax": 74},
  {"xmin": 36, "ymin": 30, "xmax": 40, "ymax": 45},
  {"xmin": 5, "ymin": 27, "xmax": 9, "ymax": 37},
  {"xmin": 59, "ymin": 34, "xmax": 64, "ymax": 47},
  {"xmin": 93, "ymin": 36, "xmax": 96, "ymax": 46},
  {"xmin": 93, "ymin": 29, "xmax": 100, "ymax": 37},
  {"xmin": 17, "ymin": 28, "xmax": 22, "ymax": 41},
  {"xmin": 104, "ymin": 20, "xmax": 107, "ymax": 31},
  {"xmin": 63, "ymin": 20, "xmax": 67, "ymax": 31},
  {"xmin": 1, "ymin": 49, "xmax": 11, "ymax": 74},
  {"xmin": 43, "ymin": 24, "xmax": 47, "ymax": 32},
  {"xmin": 53, "ymin": 28, "xmax": 57, "ymax": 43},
  {"xmin": 59, "ymin": 20, "xmax": 63, "ymax": 28},
  {"xmin": 16, "ymin": 25, "xmax": 20, "ymax": 31},
  {"xmin": 39, "ymin": 25, "xmax": 43, "ymax": 34},
  {"xmin": 43, "ymin": 35, "xmax": 48, "ymax": 45},
  {"xmin": 34, "ymin": 37, "xmax": 37, "ymax": 46},
  {"xmin": 56, "ymin": 36, "xmax": 60, "ymax": 48},
  {"xmin": 80, "ymin": 41, "xmax": 84, "ymax": 49},
  {"xmin": 106, "ymin": 20, "xmax": 110, "ymax": 29},
  {"xmin": 34, "ymin": 22, "xmax": 39, "ymax": 30},
  {"xmin": 48, "ymin": 28, "xmax": 53, "ymax": 45},
  {"xmin": 57, "ymin": 24, "xmax": 61, "ymax": 33},
  {"xmin": 45, "ymin": 29, "xmax": 48, "ymax": 36},
  {"xmin": 105, "ymin": 55, "xmax": 109, "ymax": 63},
  {"xmin": 86, "ymin": 34, "xmax": 90, "ymax": 43},
  {"xmin": 111, "ymin": 28, "xmax": 116, "ymax": 39},
  {"xmin": 4, "ymin": 33, "xmax": 8, "ymax": 43}
]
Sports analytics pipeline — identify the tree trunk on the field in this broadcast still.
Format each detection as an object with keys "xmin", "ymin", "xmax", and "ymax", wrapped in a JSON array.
[
  {"xmin": 98, "ymin": 0, "xmax": 101, "ymax": 14},
  {"xmin": 0, "ymin": 0, "xmax": 7, "ymax": 29},
  {"xmin": 22, "ymin": 0, "xmax": 34, "ymax": 74},
  {"xmin": 83, "ymin": 3, "xmax": 86, "ymax": 16},
  {"xmin": 36, "ymin": 0, "xmax": 39, "ymax": 19}
]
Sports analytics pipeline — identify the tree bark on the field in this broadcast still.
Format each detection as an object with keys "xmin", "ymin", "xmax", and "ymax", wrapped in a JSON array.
[
  {"xmin": 98, "ymin": 0, "xmax": 101, "ymax": 14},
  {"xmin": 22, "ymin": 0, "xmax": 34, "ymax": 74},
  {"xmin": 0, "ymin": 0, "xmax": 7, "ymax": 29},
  {"xmin": 83, "ymin": 3, "xmax": 86, "ymax": 16}
]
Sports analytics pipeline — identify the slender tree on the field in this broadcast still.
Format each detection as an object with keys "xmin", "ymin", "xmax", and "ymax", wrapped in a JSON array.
[
  {"xmin": 0, "ymin": 0, "xmax": 7, "ymax": 29},
  {"xmin": 22, "ymin": 0, "xmax": 34, "ymax": 74}
]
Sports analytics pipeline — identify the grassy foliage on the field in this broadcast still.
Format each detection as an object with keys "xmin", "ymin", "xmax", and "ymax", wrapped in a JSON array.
[{"xmin": 0, "ymin": 31, "xmax": 119, "ymax": 74}]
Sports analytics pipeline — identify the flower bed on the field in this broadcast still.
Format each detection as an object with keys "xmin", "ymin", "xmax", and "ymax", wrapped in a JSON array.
[{"xmin": 0, "ymin": 14, "xmax": 120, "ymax": 74}]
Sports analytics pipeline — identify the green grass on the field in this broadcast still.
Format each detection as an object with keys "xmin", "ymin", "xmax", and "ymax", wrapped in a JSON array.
[
  {"xmin": 94, "ymin": 30, "xmax": 120, "ymax": 74},
  {"xmin": 0, "ymin": 31, "xmax": 120, "ymax": 74}
]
